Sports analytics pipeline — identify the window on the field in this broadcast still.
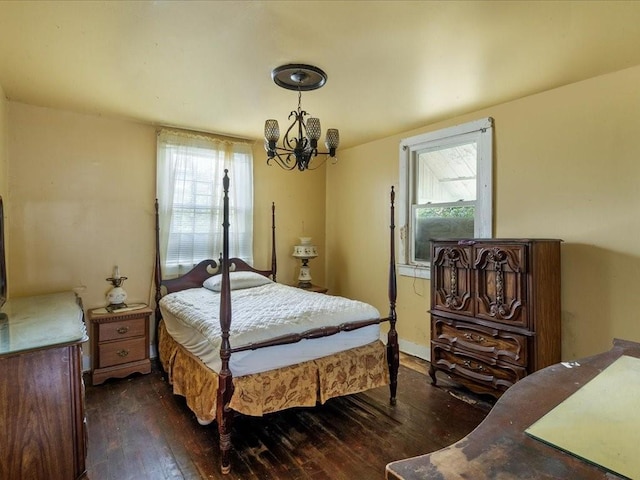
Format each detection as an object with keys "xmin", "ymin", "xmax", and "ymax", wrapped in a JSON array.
[
  {"xmin": 157, "ymin": 129, "xmax": 254, "ymax": 278},
  {"xmin": 398, "ymin": 117, "xmax": 493, "ymax": 279}
]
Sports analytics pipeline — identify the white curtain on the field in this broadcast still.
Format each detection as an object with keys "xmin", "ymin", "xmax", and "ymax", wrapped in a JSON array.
[{"xmin": 157, "ymin": 128, "xmax": 253, "ymax": 278}]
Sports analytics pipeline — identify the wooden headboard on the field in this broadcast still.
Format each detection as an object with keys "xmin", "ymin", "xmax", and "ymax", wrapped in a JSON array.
[{"xmin": 160, "ymin": 256, "xmax": 276, "ymax": 296}]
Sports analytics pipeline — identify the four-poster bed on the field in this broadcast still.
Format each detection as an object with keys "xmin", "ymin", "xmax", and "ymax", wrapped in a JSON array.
[{"xmin": 154, "ymin": 171, "xmax": 398, "ymax": 474}]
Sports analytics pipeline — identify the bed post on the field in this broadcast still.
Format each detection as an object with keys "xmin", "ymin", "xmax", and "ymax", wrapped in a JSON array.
[
  {"xmin": 217, "ymin": 170, "xmax": 234, "ymax": 474},
  {"xmin": 154, "ymin": 198, "xmax": 164, "ymax": 371},
  {"xmin": 387, "ymin": 186, "xmax": 399, "ymax": 405},
  {"xmin": 271, "ymin": 201, "xmax": 277, "ymax": 282}
]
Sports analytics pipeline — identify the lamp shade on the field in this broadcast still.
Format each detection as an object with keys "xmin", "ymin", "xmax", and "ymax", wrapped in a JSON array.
[
  {"xmin": 292, "ymin": 237, "xmax": 318, "ymax": 259},
  {"xmin": 306, "ymin": 118, "xmax": 321, "ymax": 141},
  {"xmin": 325, "ymin": 128, "xmax": 340, "ymax": 150},
  {"xmin": 264, "ymin": 119, "xmax": 280, "ymax": 142}
]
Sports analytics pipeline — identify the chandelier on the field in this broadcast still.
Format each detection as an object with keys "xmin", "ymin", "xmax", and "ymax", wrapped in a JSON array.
[{"xmin": 264, "ymin": 64, "xmax": 339, "ymax": 171}]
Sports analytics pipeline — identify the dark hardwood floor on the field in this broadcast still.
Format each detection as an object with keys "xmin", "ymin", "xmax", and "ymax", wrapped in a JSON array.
[{"xmin": 84, "ymin": 355, "xmax": 493, "ymax": 479}]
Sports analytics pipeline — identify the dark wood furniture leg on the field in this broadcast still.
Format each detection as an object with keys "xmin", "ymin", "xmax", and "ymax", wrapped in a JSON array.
[
  {"xmin": 386, "ymin": 186, "xmax": 399, "ymax": 404},
  {"xmin": 428, "ymin": 364, "xmax": 437, "ymax": 385},
  {"xmin": 218, "ymin": 170, "xmax": 234, "ymax": 474}
]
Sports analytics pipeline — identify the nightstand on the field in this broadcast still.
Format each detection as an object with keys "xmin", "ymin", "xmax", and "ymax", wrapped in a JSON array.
[
  {"xmin": 89, "ymin": 306, "xmax": 152, "ymax": 385},
  {"xmin": 298, "ymin": 284, "xmax": 328, "ymax": 294}
]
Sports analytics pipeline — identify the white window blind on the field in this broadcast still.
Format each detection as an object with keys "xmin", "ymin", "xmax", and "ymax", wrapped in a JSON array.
[{"xmin": 157, "ymin": 129, "xmax": 254, "ymax": 278}]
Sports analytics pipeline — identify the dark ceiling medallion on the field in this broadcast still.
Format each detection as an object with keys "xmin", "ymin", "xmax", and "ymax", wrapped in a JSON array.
[{"xmin": 271, "ymin": 64, "xmax": 327, "ymax": 91}]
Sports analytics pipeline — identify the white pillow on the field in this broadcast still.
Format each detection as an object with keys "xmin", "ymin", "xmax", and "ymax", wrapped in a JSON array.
[{"xmin": 203, "ymin": 271, "xmax": 273, "ymax": 292}]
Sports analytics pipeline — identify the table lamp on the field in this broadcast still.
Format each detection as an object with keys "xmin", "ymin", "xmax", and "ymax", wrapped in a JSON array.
[{"xmin": 292, "ymin": 237, "xmax": 318, "ymax": 288}]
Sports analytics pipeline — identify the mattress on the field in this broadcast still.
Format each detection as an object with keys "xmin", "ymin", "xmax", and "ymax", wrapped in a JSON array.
[{"xmin": 159, "ymin": 281, "xmax": 381, "ymax": 377}]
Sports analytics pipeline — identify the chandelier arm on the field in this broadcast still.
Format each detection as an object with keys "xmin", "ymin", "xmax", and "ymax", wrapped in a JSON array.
[
  {"xmin": 283, "ymin": 113, "xmax": 299, "ymax": 152},
  {"xmin": 274, "ymin": 142, "xmax": 332, "ymax": 157},
  {"xmin": 304, "ymin": 153, "xmax": 338, "ymax": 170},
  {"xmin": 306, "ymin": 157, "xmax": 328, "ymax": 170},
  {"xmin": 267, "ymin": 146, "xmax": 335, "ymax": 171},
  {"xmin": 267, "ymin": 151, "xmax": 298, "ymax": 171}
]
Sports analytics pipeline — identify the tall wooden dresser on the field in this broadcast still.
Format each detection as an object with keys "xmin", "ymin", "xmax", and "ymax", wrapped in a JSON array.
[
  {"xmin": 0, "ymin": 292, "xmax": 87, "ymax": 479},
  {"xmin": 429, "ymin": 239, "xmax": 561, "ymax": 398}
]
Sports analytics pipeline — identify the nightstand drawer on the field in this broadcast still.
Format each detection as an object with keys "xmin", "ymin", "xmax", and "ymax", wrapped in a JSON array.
[
  {"xmin": 98, "ymin": 337, "xmax": 147, "ymax": 367},
  {"xmin": 99, "ymin": 318, "xmax": 146, "ymax": 341}
]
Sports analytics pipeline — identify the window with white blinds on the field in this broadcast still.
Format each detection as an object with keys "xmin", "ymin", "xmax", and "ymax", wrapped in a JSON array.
[{"xmin": 157, "ymin": 129, "xmax": 254, "ymax": 278}]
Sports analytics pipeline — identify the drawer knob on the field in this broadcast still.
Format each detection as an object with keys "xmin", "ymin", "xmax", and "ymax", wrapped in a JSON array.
[
  {"xmin": 117, "ymin": 326, "xmax": 129, "ymax": 334},
  {"xmin": 117, "ymin": 349, "xmax": 129, "ymax": 357},
  {"xmin": 462, "ymin": 359, "xmax": 488, "ymax": 373},
  {"xmin": 463, "ymin": 333, "xmax": 487, "ymax": 344}
]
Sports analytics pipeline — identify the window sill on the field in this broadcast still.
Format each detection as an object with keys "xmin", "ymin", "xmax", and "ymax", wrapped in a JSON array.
[{"xmin": 398, "ymin": 264, "xmax": 431, "ymax": 280}]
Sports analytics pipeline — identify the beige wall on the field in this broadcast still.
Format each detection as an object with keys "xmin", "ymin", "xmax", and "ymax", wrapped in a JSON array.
[
  {"xmin": 328, "ymin": 64, "xmax": 640, "ymax": 361},
  {"xmin": 252, "ymin": 144, "xmax": 327, "ymax": 288},
  {"xmin": 7, "ymin": 103, "xmax": 157, "ymax": 309},
  {"xmin": 6, "ymin": 64, "xmax": 640, "ymax": 365},
  {"xmin": 5, "ymin": 103, "xmax": 326, "ymax": 347},
  {"xmin": 0, "ymin": 85, "xmax": 7, "ymax": 198},
  {"xmin": 0, "ymin": 85, "xmax": 7, "ymax": 289}
]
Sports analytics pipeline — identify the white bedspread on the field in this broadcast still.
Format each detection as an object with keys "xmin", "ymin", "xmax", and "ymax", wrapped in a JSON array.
[{"xmin": 159, "ymin": 282, "xmax": 381, "ymax": 376}]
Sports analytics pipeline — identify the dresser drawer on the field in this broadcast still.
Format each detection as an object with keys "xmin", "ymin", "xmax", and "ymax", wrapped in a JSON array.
[
  {"xmin": 431, "ymin": 316, "xmax": 528, "ymax": 367},
  {"xmin": 98, "ymin": 318, "xmax": 146, "ymax": 341},
  {"xmin": 431, "ymin": 343, "xmax": 527, "ymax": 395},
  {"xmin": 98, "ymin": 337, "xmax": 147, "ymax": 367}
]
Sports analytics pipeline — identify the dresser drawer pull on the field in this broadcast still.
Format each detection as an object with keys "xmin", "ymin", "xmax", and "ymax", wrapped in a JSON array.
[
  {"xmin": 462, "ymin": 359, "xmax": 488, "ymax": 373},
  {"xmin": 117, "ymin": 349, "xmax": 129, "ymax": 357},
  {"xmin": 116, "ymin": 326, "xmax": 129, "ymax": 334},
  {"xmin": 463, "ymin": 333, "xmax": 487, "ymax": 344}
]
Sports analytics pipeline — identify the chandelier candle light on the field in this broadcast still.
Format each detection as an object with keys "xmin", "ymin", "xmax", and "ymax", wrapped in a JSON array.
[
  {"xmin": 265, "ymin": 64, "xmax": 340, "ymax": 171},
  {"xmin": 293, "ymin": 237, "xmax": 318, "ymax": 288}
]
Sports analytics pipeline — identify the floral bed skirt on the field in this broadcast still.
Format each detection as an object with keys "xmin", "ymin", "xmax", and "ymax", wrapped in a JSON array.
[{"xmin": 158, "ymin": 320, "xmax": 389, "ymax": 421}]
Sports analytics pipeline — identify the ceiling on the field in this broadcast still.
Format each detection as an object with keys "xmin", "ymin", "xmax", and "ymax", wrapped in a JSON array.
[{"xmin": 2, "ymin": 1, "xmax": 640, "ymax": 150}]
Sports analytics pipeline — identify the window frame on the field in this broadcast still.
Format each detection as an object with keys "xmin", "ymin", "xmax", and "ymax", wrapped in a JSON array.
[{"xmin": 398, "ymin": 117, "xmax": 493, "ymax": 279}]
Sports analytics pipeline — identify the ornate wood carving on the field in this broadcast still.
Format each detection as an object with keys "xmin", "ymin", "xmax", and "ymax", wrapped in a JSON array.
[
  {"xmin": 431, "ymin": 245, "xmax": 473, "ymax": 316},
  {"xmin": 474, "ymin": 245, "xmax": 525, "ymax": 325}
]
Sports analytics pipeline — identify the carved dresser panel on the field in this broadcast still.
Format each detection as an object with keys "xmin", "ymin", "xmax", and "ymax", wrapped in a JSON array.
[{"xmin": 429, "ymin": 239, "xmax": 561, "ymax": 398}]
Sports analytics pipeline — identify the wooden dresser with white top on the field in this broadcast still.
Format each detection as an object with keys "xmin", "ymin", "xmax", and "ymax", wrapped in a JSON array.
[{"xmin": 0, "ymin": 291, "xmax": 87, "ymax": 480}]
